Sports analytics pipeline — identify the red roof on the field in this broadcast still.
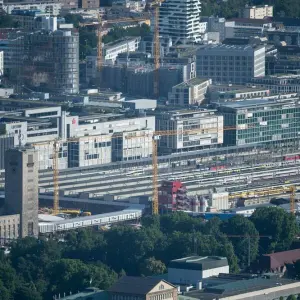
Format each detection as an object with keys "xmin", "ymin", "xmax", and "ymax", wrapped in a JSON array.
[{"xmin": 261, "ymin": 249, "xmax": 300, "ymax": 271}]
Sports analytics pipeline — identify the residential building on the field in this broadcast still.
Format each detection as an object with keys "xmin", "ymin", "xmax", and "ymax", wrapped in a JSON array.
[
  {"xmin": 242, "ymin": 5, "xmax": 273, "ymax": 19},
  {"xmin": 3, "ymin": 1, "xmax": 62, "ymax": 16},
  {"xmin": 5, "ymin": 148, "xmax": 39, "ymax": 238},
  {"xmin": 168, "ymin": 256, "xmax": 229, "ymax": 285},
  {"xmin": 216, "ymin": 97, "xmax": 300, "ymax": 147},
  {"xmin": 158, "ymin": 0, "xmax": 202, "ymax": 44},
  {"xmin": 196, "ymin": 44, "xmax": 265, "ymax": 84},
  {"xmin": 251, "ymin": 75, "xmax": 300, "ymax": 94},
  {"xmin": 0, "ymin": 51, "xmax": 3, "ymax": 76},
  {"xmin": 1, "ymin": 29, "xmax": 79, "ymax": 94},
  {"xmin": 168, "ymin": 78, "xmax": 211, "ymax": 106},
  {"xmin": 108, "ymin": 276, "xmax": 177, "ymax": 300},
  {"xmin": 267, "ymin": 29, "xmax": 300, "ymax": 46},
  {"xmin": 154, "ymin": 109, "xmax": 223, "ymax": 154},
  {"xmin": 55, "ymin": 0, "xmax": 78, "ymax": 9},
  {"xmin": 0, "ymin": 214, "xmax": 20, "ymax": 243}
]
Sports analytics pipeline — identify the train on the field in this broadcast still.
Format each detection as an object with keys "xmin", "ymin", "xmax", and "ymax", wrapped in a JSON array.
[
  {"xmin": 283, "ymin": 155, "xmax": 300, "ymax": 161},
  {"xmin": 39, "ymin": 209, "xmax": 143, "ymax": 233}
]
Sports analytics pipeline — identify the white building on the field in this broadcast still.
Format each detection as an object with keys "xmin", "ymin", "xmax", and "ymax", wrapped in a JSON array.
[
  {"xmin": 159, "ymin": 0, "xmax": 202, "ymax": 44},
  {"xmin": 3, "ymin": 2, "xmax": 62, "ymax": 16},
  {"xmin": 242, "ymin": 5, "xmax": 273, "ymax": 19},
  {"xmin": 168, "ymin": 256, "xmax": 229, "ymax": 285},
  {"xmin": 103, "ymin": 37, "xmax": 141, "ymax": 64},
  {"xmin": 208, "ymin": 189, "xmax": 229, "ymax": 210},
  {"xmin": 196, "ymin": 44, "xmax": 265, "ymax": 85},
  {"xmin": 168, "ymin": 77, "xmax": 211, "ymax": 106},
  {"xmin": 154, "ymin": 109, "xmax": 223, "ymax": 154}
]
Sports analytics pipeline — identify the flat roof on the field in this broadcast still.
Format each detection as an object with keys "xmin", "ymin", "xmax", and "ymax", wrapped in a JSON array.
[{"xmin": 174, "ymin": 77, "xmax": 210, "ymax": 88}]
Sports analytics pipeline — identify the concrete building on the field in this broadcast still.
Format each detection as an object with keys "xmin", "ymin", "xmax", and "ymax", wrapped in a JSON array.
[
  {"xmin": 168, "ymin": 77, "xmax": 211, "ymax": 106},
  {"xmin": 154, "ymin": 109, "xmax": 223, "ymax": 154},
  {"xmin": 196, "ymin": 44, "xmax": 265, "ymax": 85},
  {"xmin": 242, "ymin": 5, "xmax": 273, "ymax": 19},
  {"xmin": 0, "ymin": 214, "xmax": 20, "ymax": 243},
  {"xmin": 158, "ymin": 0, "xmax": 202, "ymax": 44},
  {"xmin": 2, "ymin": 29, "xmax": 79, "ymax": 94},
  {"xmin": 216, "ymin": 97, "xmax": 300, "ymax": 146},
  {"xmin": 168, "ymin": 256, "xmax": 229, "ymax": 285},
  {"xmin": 251, "ymin": 75, "xmax": 300, "ymax": 94},
  {"xmin": 5, "ymin": 148, "xmax": 39, "ymax": 238},
  {"xmin": 108, "ymin": 276, "xmax": 177, "ymax": 300},
  {"xmin": 3, "ymin": 1, "xmax": 62, "ymax": 15},
  {"xmin": 209, "ymin": 189, "xmax": 229, "ymax": 210}
]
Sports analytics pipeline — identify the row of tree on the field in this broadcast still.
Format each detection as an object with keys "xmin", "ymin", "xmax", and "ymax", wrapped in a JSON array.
[{"xmin": 0, "ymin": 207, "xmax": 298, "ymax": 299}]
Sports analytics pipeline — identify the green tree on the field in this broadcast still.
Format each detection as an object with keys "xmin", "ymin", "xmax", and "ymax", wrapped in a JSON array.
[
  {"xmin": 64, "ymin": 14, "xmax": 83, "ymax": 28},
  {"xmin": 287, "ymin": 295, "xmax": 297, "ymax": 300},
  {"xmin": 221, "ymin": 215, "xmax": 259, "ymax": 267},
  {"xmin": 250, "ymin": 207, "xmax": 298, "ymax": 253},
  {"xmin": 139, "ymin": 257, "xmax": 166, "ymax": 276},
  {"xmin": 14, "ymin": 284, "xmax": 43, "ymax": 300},
  {"xmin": 0, "ymin": 280, "xmax": 11, "ymax": 300}
]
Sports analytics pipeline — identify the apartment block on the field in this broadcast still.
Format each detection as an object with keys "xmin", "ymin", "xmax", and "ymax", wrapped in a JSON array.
[
  {"xmin": 196, "ymin": 44, "xmax": 265, "ymax": 84},
  {"xmin": 5, "ymin": 148, "xmax": 39, "ymax": 238},
  {"xmin": 0, "ymin": 214, "xmax": 20, "ymax": 243},
  {"xmin": 79, "ymin": 0, "xmax": 99, "ymax": 8},
  {"xmin": 159, "ymin": 0, "xmax": 202, "ymax": 44},
  {"xmin": 242, "ymin": 5, "xmax": 273, "ymax": 19},
  {"xmin": 154, "ymin": 109, "xmax": 223, "ymax": 154},
  {"xmin": 168, "ymin": 77, "xmax": 211, "ymax": 106}
]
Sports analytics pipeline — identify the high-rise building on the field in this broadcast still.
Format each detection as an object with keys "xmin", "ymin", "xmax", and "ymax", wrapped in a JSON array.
[
  {"xmin": 196, "ymin": 44, "xmax": 265, "ymax": 85},
  {"xmin": 5, "ymin": 148, "xmax": 39, "ymax": 238},
  {"xmin": 0, "ymin": 29, "xmax": 79, "ymax": 94},
  {"xmin": 158, "ymin": 0, "xmax": 202, "ymax": 44}
]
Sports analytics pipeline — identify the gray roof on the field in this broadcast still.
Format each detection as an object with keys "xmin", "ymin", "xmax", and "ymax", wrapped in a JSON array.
[
  {"xmin": 169, "ymin": 256, "xmax": 228, "ymax": 271},
  {"xmin": 108, "ymin": 276, "xmax": 175, "ymax": 295}
]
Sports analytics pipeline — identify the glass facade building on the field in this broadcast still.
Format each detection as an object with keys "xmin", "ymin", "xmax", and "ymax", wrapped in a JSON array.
[{"xmin": 217, "ymin": 98, "xmax": 300, "ymax": 146}]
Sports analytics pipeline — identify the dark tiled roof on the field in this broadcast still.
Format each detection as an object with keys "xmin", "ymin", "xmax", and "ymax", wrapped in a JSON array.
[
  {"xmin": 229, "ymin": 18, "xmax": 272, "ymax": 24},
  {"xmin": 108, "ymin": 276, "xmax": 174, "ymax": 295},
  {"xmin": 261, "ymin": 249, "xmax": 300, "ymax": 270}
]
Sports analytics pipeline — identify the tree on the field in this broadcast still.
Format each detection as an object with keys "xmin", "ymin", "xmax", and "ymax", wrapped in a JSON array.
[
  {"xmin": 139, "ymin": 257, "xmax": 166, "ymax": 276},
  {"xmin": 14, "ymin": 284, "xmax": 43, "ymax": 300},
  {"xmin": 250, "ymin": 207, "xmax": 298, "ymax": 253},
  {"xmin": 287, "ymin": 295, "xmax": 297, "ymax": 300},
  {"xmin": 64, "ymin": 14, "xmax": 83, "ymax": 28},
  {"xmin": 221, "ymin": 215, "xmax": 259, "ymax": 267}
]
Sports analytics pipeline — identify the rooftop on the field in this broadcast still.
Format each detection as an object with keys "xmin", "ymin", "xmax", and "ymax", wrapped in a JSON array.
[
  {"xmin": 197, "ymin": 44, "xmax": 264, "ymax": 52},
  {"xmin": 169, "ymin": 256, "xmax": 228, "ymax": 271},
  {"xmin": 174, "ymin": 77, "xmax": 211, "ymax": 88},
  {"xmin": 108, "ymin": 276, "xmax": 175, "ymax": 295}
]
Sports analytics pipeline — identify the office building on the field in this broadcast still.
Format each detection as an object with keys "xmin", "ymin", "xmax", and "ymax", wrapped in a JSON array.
[
  {"xmin": 168, "ymin": 256, "xmax": 229, "ymax": 285},
  {"xmin": 196, "ymin": 44, "xmax": 265, "ymax": 84},
  {"xmin": 154, "ymin": 109, "xmax": 223, "ymax": 154},
  {"xmin": 108, "ymin": 276, "xmax": 177, "ymax": 300},
  {"xmin": 217, "ymin": 97, "xmax": 300, "ymax": 147},
  {"xmin": 251, "ymin": 75, "xmax": 300, "ymax": 94},
  {"xmin": 1, "ymin": 29, "xmax": 79, "ymax": 94},
  {"xmin": 242, "ymin": 5, "xmax": 273, "ymax": 19},
  {"xmin": 5, "ymin": 148, "xmax": 39, "ymax": 238},
  {"xmin": 159, "ymin": 0, "xmax": 202, "ymax": 44},
  {"xmin": 3, "ymin": 1, "xmax": 61, "ymax": 15},
  {"xmin": 168, "ymin": 77, "xmax": 211, "ymax": 106}
]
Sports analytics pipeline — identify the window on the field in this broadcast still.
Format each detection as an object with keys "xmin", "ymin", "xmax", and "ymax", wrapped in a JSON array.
[{"xmin": 159, "ymin": 284, "xmax": 164, "ymax": 290}]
